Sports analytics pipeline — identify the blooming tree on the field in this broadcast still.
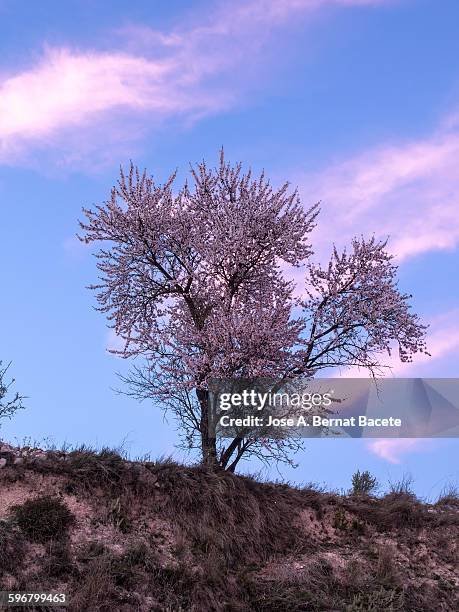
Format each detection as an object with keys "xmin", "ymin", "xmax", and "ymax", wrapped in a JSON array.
[{"xmin": 80, "ymin": 152, "xmax": 427, "ymax": 471}]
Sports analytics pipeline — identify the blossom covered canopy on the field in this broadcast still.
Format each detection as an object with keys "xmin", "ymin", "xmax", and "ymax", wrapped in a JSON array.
[{"xmin": 80, "ymin": 153, "xmax": 427, "ymax": 468}]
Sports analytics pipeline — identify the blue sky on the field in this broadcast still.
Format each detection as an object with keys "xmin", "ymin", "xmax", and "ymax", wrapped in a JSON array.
[{"xmin": 1, "ymin": 0, "xmax": 458, "ymax": 498}]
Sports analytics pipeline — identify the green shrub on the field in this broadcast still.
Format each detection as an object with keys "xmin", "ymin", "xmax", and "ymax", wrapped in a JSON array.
[
  {"xmin": 333, "ymin": 508, "xmax": 348, "ymax": 531},
  {"xmin": 11, "ymin": 495, "xmax": 75, "ymax": 543},
  {"xmin": 351, "ymin": 470, "xmax": 378, "ymax": 495}
]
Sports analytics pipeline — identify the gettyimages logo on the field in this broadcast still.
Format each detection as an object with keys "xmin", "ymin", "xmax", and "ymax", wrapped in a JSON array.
[
  {"xmin": 218, "ymin": 389, "xmax": 333, "ymax": 411},
  {"xmin": 209, "ymin": 378, "xmax": 459, "ymax": 439}
]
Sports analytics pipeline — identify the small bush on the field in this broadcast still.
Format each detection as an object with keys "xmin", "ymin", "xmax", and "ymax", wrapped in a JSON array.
[
  {"xmin": 333, "ymin": 508, "xmax": 348, "ymax": 531},
  {"xmin": 351, "ymin": 470, "xmax": 378, "ymax": 496},
  {"xmin": 11, "ymin": 495, "xmax": 75, "ymax": 543},
  {"xmin": 436, "ymin": 484, "xmax": 459, "ymax": 508},
  {"xmin": 388, "ymin": 474, "xmax": 414, "ymax": 495}
]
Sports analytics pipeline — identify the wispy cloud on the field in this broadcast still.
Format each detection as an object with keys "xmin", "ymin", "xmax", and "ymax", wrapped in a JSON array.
[
  {"xmin": 0, "ymin": 0, "xmax": 392, "ymax": 166},
  {"xmin": 0, "ymin": 47, "xmax": 227, "ymax": 165},
  {"xmin": 302, "ymin": 127, "xmax": 459, "ymax": 262},
  {"xmin": 367, "ymin": 438, "xmax": 432, "ymax": 463}
]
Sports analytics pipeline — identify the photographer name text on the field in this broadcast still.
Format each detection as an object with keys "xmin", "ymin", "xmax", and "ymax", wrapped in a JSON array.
[{"xmin": 218, "ymin": 415, "xmax": 402, "ymax": 428}]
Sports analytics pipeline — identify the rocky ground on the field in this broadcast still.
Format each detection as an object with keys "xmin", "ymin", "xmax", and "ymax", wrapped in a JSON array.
[{"xmin": 0, "ymin": 441, "xmax": 458, "ymax": 611}]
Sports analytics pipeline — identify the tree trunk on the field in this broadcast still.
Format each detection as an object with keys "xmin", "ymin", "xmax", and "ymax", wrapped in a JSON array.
[{"xmin": 197, "ymin": 388, "xmax": 219, "ymax": 469}]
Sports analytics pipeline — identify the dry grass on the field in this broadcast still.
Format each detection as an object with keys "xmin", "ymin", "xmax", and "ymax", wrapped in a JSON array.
[{"xmin": 0, "ymin": 520, "xmax": 26, "ymax": 573}]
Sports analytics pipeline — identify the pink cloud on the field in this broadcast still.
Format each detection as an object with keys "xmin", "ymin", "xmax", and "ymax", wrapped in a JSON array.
[
  {"xmin": 0, "ymin": 0, "xmax": 393, "ymax": 166},
  {"xmin": 0, "ymin": 47, "xmax": 225, "ymax": 164},
  {"xmin": 0, "ymin": 50, "xmax": 168, "ymax": 140},
  {"xmin": 300, "ymin": 129, "xmax": 459, "ymax": 263},
  {"xmin": 367, "ymin": 438, "xmax": 432, "ymax": 463}
]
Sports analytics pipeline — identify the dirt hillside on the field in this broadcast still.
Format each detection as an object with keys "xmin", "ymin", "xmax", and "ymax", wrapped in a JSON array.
[{"xmin": 0, "ymin": 442, "xmax": 458, "ymax": 611}]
